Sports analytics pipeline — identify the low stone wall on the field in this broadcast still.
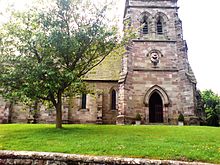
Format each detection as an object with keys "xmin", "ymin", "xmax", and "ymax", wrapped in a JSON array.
[{"xmin": 0, "ymin": 151, "xmax": 217, "ymax": 165}]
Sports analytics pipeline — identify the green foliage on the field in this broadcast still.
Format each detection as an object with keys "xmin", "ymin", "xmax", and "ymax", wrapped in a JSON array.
[
  {"xmin": 201, "ymin": 90, "xmax": 220, "ymax": 127},
  {"xmin": 135, "ymin": 113, "xmax": 141, "ymax": 121},
  {"xmin": 0, "ymin": 0, "xmax": 134, "ymax": 128},
  {"xmin": 0, "ymin": 124, "xmax": 220, "ymax": 164},
  {"xmin": 178, "ymin": 113, "xmax": 184, "ymax": 122},
  {"xmin": 195, "ymin": 90, "xmax": 206, "ymax": 121}
]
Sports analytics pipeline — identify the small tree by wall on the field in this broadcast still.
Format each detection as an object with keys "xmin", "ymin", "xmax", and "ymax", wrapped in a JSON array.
[
  {"xmin": 201, "ymin": 90, "xmax": 220, "ymax": 127},
  {"xmin": 0, "ymin": 0, "xmax": 134, "ymax": 128}
]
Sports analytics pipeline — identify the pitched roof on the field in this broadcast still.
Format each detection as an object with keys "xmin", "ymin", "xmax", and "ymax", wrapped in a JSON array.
[{"xmin": 83, "ymin": 53, "xmax": 122, "ymax": 81}]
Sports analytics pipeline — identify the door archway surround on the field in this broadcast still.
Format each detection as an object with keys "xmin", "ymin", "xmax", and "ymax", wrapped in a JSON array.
[{"xmin": 144, "ymin": 85, "xmax": 170, "ymax": 123}]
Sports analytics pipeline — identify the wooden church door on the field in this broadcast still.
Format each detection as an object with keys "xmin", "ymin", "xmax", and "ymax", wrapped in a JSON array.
[{"xmin": 149, "ymin": 92, "xmax": 163, "ymax": 123}]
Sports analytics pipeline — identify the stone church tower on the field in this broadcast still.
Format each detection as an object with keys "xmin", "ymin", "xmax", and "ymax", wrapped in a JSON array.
[
  {"xmin": 117, "ymin": 0, "xmax": 197, "ymax": 124},
  {"xmin": 0, "ymin": 0, "xmax": 197, "ymax": 124}
]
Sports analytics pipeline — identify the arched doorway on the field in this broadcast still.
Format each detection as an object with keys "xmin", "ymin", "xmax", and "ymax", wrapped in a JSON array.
[{"xmin": 149, "ymin": 92, "xmax": 163, "ymax": 123}]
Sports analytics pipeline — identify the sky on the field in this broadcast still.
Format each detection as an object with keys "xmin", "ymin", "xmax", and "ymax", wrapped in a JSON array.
[
  {"xmin": 0, "ymin": 0, "xmax": 220, "ymax": 94},
  {"xmin": 178, "ymin": 0, "xmax": 220, "ymax": 95}
]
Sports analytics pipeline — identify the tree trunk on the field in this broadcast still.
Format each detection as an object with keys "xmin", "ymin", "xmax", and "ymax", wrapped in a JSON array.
[
  {"xmin": 55, "ymin": 92, "xmax": 63, "ymax": 129},
  {"xmin": 8, "ymin": 101, "xmax": 13, "ymax": 124}
]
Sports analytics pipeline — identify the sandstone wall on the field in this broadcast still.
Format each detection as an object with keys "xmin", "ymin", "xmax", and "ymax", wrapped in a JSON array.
[
  {"xmin": 69, "ymin": 81, "xmax": 118, "ymax": 124},
  {"xmin": 0, "ymin": 81, "xmax": 118, "ymax": 124},
  {"xmin": 0, "ymin": 151, "xmax": 216, "ymax": 165},
  {"xmin": 117, "ymin": 0, "xmax": 197, "ymax": 124}
]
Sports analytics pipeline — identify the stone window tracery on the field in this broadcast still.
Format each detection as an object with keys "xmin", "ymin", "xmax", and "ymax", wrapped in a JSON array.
[
  {"xmin": 141, "ymin": 15, "xmax": 149, "ymax": 34},
  {"xmin": 139, "ymin": 12, "xmax": 152, "ymax": 36},
  {"xmin": 157, "ymin": 17, "xmax": 163, "ymax": 34},
  {"xmin": 154, "ymin": 12, "xmax": 169, "ymax": 36}
]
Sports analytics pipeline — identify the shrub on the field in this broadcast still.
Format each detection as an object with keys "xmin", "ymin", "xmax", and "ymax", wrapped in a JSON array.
[
  {"xmin": 206, "ymin": 108, "xmax": 220, "ymax": 127},
  {"xmin": 135, "ymin": 113, "xmax": 142, "ymax": 121},
  {"xmin": 201, "ymin": 90, "xmax": 220, "ymax": 127},
  {"xmin": 178, "ymin": 113, "xmax": 184, "ymax": 122}
]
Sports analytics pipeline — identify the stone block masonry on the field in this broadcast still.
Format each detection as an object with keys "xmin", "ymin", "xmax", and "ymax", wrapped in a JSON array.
[
  {"xmin": 0, "ymin": 151, "xmax": 217, "ymax": 165},
  {"xmin": 0, "ymin": 0, "xmax": 198, "ymax": 125}
]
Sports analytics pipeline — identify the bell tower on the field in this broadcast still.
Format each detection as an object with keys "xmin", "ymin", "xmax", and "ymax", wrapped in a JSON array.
[{"xmin": 117, "ymin": 0, "xmax": 197, "ymax": 124}]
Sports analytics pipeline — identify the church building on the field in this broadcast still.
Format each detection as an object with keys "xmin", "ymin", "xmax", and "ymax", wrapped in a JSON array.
[{"xmin": 0, "ymin": 0, "xmax": 197, "ymax": 125}]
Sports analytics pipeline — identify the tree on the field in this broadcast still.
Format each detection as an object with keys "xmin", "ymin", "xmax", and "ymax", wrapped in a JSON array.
[
  {"xmin": 0, "ymin": 0, "xmax": 133, "ymax": 128},
  {"xmin": 201, "ymin": 90, "xmax": 220, "ymax": 127}
]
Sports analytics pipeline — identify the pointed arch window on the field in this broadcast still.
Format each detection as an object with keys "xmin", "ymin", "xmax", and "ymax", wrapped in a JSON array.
[
  {"xmin": 81, "ymin": 94, "xmax": 87, "ymax": 109},
  {"xmin": 157, "ymin": 17, "xmax": 163, "ymax": 35},
  {"xmin": 141, "ymin": 15, "xmax": 148, "ymax": 34},
  {"xmin": 111, "ymin": 89, "xmax": 117, "ymax": 110}
]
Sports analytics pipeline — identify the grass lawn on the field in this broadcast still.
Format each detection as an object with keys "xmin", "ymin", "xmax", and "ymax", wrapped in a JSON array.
[{"xmin": 0, "ymin": 124, "xmax": 220, "ymax": 163}]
